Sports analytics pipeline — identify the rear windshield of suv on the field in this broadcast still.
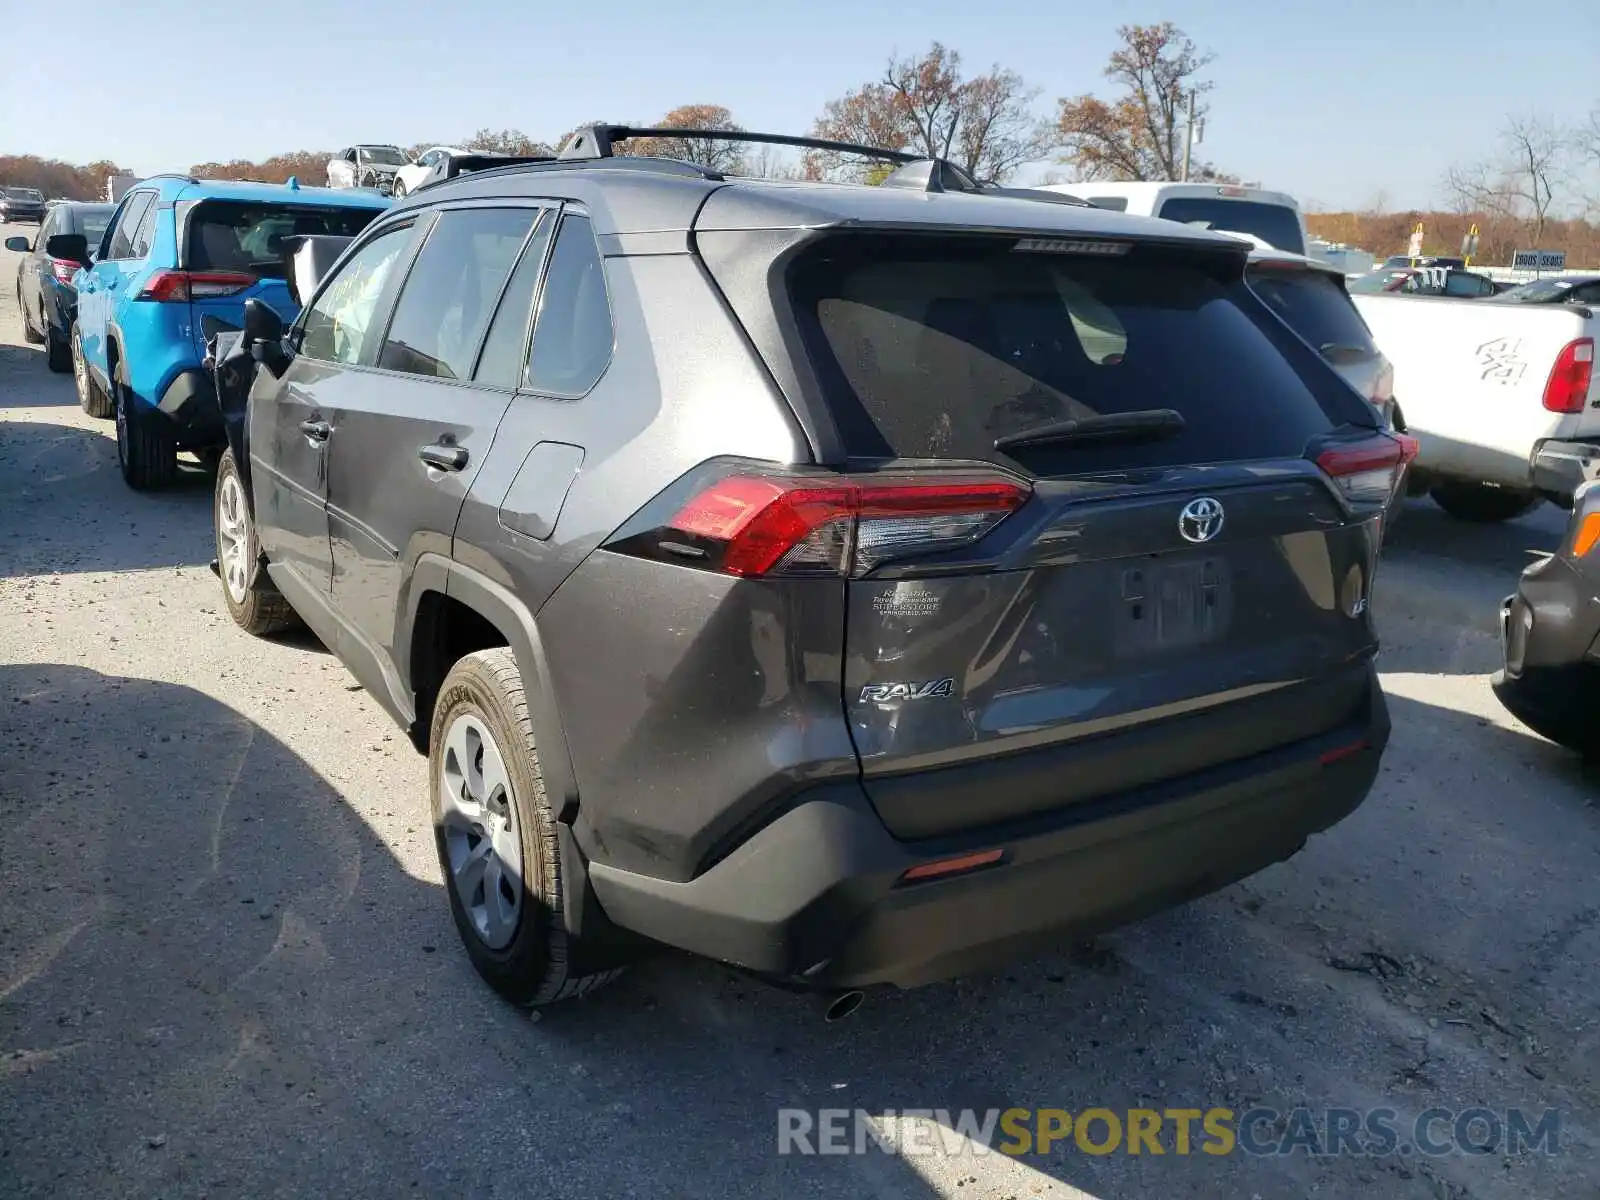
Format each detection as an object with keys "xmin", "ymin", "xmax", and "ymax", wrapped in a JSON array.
[
  {"xmin": 187, "ymin": 202, "xmax": 382, "ymax": 278},
  {"xmin": 1155, "ymin": 198, "xmax": 1306, "ymax": 255},
  {"xmin": 1246, "ymin": 266, "xmax": 1376, "ymax": 359},
  {"xmin": 791, "ymin": 234, "xmax": 1364, "ymax": 473}
]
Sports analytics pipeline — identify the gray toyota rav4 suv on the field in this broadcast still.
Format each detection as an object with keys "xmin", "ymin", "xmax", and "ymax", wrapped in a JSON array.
[{"xmin": 211, "ymin": 127, "xmax": 1405, "ymax": 1012}]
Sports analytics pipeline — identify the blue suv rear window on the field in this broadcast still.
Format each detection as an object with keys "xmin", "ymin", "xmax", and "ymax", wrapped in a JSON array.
[{"xmin": 187, "ymin": 202, "xmax": 381, "ymax": 279}]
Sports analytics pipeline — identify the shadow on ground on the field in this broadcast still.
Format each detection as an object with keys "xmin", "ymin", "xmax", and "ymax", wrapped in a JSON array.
[
  {"xmin": 0, "ymin": 421, "xmax": 213, "ymax": 579},
  {"xmin": 0, "ymin": 343, "xmax": 70, "ymax": 410},
  {"xmin": 3, "ymin": 667, "xmax": 1595, "ymax": 1199}
]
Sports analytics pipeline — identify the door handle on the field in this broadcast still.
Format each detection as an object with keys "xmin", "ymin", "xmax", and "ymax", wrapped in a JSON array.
[
  {"xmin": 299, "ymin": 418, "xmax": 331, "ymax": 444},
  {"xmin": 419, "ymin": 442, "xmax": 469, "ymax": 472},
  {"xmin": 104, "ymin": 277, "xmax": 119, "ymax": 290}
]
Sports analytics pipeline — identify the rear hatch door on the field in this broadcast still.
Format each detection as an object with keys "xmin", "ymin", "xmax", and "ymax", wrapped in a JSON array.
[
  {"xmin": 182, "ymin": 198, "xmax": 383, "ymax": 359},
  {"xmin": 787, "ymin": 232, "xmax": 1395, "ymax": 839}
]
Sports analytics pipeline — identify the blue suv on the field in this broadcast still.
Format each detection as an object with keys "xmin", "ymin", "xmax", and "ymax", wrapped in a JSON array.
[{"xmin": 58, "ymin": 175, "xmax": 390, "ymax": 489}]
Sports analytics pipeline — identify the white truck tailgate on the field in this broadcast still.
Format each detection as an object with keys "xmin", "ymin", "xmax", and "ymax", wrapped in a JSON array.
[{"xmin": 1351, "ymin": 294, "xmax": 1600, "ymax": 489}]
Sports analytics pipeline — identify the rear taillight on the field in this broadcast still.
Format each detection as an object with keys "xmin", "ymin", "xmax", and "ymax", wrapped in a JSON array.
[
  {"xmin": 1316, "ymin": 433, "xmax": 1417, "ymax": 505},
  {"xmin": 136, "ymin": 269, "xmax": 257, "ymax": 303},
  {"xmin": 614, "ymin": 468, "xmax": 1030, "ymax": 578},
  {"xmin": 48, "ymin": 258, "xmax": 78, "ymax": 284},
  {"xmin": 1542, "ymin": 338, "xmax": 1594, "ymax": 414}
]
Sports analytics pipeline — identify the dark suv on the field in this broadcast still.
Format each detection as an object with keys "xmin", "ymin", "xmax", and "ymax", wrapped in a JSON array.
[{"xmin": 211, "ymin": 126, "xmax": 1405, "ymax": 1010}]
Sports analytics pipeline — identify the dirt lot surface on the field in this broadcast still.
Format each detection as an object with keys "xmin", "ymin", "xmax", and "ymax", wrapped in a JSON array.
[{"xmin": 1, "ymin": 225, "xmax": 1596, "ymax": 1198}]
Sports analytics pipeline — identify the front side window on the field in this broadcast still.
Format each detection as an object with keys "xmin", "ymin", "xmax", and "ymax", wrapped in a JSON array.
[
  {"xmin": 525, "ymin": 213, "xmax": 614, "ymax": 396},
  {"xmin": 299, "ymin": 227, "xmax": 412, "ymax": 365},
  {"xmin": 378, "ymin": 208, "xmax": 541, "ymax": 380}
]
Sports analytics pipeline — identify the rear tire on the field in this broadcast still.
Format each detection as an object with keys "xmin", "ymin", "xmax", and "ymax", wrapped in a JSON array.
[
  {"xmin": 430, "ymin": 648, "xmax": 627, "ymax": 1007},
  {"xmin": 72, "ymin": 326, "xmax": 114, "ymax": 418},
  {"xmin": 44, "ymin": 323, "xmax": 70, "ymax": 373},
  {"xmin": 114, "ymin": 375, "xmax": 178, "ymax": 490},
  {"xmin": 214, "ymin": 449, "xmax": 301, "ymax": 636},
  {"xmin": 1430, "ymin": 482, "xmax": 1540, "ymax": 524}
]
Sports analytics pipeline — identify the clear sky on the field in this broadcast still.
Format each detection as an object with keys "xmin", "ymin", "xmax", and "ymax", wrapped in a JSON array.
[{"xmin": 2, "ymin": 0, "xmax": 1595, "ymax": 211}]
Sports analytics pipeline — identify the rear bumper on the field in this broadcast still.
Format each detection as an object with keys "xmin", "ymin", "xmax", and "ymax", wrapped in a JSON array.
[
  {"xmin": 154, "ymin": 369, "xmax": 224, "ymax": 447},
  {"xmin": 1531, "ymin": 440, "xmax": 1600, "ymax": 509},
  {"xmin": 589, "ymin": 669, "xmax": 1389, "ymax": 989},
  {"xmin": 1493, "ymin": 559, "xmax": 1600, "ymax": 750}
]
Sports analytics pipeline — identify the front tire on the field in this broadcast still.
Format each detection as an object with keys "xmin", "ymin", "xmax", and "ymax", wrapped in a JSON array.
[
  {"xmin": 1430, "ymin": 482, "xmax": 1541, "ymax": 524},
  {"xmin": 114, "ymin": 375, "xmax": 177, "ymax": 490},
  {"xmin": 214, "ymin": 449, "xmax": 301, "ymax": 636},
  {"xmin": 20, "ymin": 288, "xmax": 43, "ymax": 344},
  {"xmin": 391, "ymin": 178, "xmax": 407, "ymax": 199},
  {"xmin": 430, "ymin": 648, "xmax": 626, "ymax": 1007}
]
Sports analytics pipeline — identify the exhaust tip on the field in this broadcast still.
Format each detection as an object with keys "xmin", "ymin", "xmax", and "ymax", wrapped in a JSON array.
[{"xmin": 822, "ymin": 990, "xmax": 865, "ymax": 1022}]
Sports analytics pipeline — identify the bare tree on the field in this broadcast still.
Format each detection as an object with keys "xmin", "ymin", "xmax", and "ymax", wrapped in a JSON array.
[
  {"xmin": 623, "ymin": 105, "xmax": 748, "ymax": 173},
  {"xmin": 1055, "ymin": 23, "xmax": 1217, "ymax": 181},
  {"xmin": 809, "ymin": 43, "xmax": 1050, "ymax": 183},
  {"xmin": 1444, "ymin": 114, "xmax": 1565, "ymax": 244},
  {"xmin": 465, "ymin": 128, "xmax": 557, "ymax": 157}
]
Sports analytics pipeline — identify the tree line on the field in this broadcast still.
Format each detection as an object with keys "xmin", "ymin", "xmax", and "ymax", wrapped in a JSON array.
[{"xmin": 5, "ymin": 24, "xmax": 1596, "ymax": 264}]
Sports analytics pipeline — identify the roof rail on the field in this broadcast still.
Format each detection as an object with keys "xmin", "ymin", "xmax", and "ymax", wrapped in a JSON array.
[
  {"xmin": 436, "ymin": 152, "xmax": 558, "ymax": 184},
  {"xmin": 140, "ymin": 173, "xmax": 199, "ymax": 185},
  {"xmin": 556, "ymin": 124, "xmax": 924, "ymax": 167}
]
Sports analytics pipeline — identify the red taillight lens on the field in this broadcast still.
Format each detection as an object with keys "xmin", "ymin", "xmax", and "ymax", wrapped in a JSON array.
[
  {"xmin": 136, "ymin": 269, "xmax": 257, "ymax": 303},
  {"xmin": 48, "ymin": 258, "xmax": 79, "ymax": 285},
  {"xmin": 1316, "ymin": 433, "xmax": 1414, "ymax": 505},
  {"xmin": 653, "ymin": 471, "xmax": 1030, "ymax": 577},
  {"xmin": 1542, "ymin": 338, "xmax": 1594, "ymax": 414}
]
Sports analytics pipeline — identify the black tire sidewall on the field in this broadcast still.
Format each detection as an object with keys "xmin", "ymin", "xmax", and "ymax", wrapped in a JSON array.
[{"xmin": 429, "ymin": 653, "xmax": 563, "ymax": 1000}]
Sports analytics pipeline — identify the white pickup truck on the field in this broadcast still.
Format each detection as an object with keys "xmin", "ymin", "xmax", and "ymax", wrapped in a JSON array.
[{"xmin": 1350, "ymin": 292, "xmax": 1599, "ymax": 521}]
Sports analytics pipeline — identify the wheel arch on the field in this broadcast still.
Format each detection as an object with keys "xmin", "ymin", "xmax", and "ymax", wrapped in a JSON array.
[{"xmin": 404, "ymin": 555, "xmax": 613, "ymax": 942}]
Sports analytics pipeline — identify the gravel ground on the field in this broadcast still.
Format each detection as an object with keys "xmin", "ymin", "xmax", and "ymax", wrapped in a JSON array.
[{"xmin": 1, "ymin": 224, "xmax": 1597, "ymax": 1199}]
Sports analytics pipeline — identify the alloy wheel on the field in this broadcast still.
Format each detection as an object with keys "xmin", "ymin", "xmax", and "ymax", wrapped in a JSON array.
[
  {"xmin": 216, "ymin": 472, "xmax": 251, "ymax": 604},
  {"xmin": 71, "ymin": 335, "xmax": 89, "ymax": 407},
  {"xmin": 439, "ymin": 713, "xmax": 524, "ymax": 950}
]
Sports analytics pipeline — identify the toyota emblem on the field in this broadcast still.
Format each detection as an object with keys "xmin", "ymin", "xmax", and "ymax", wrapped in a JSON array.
[{"xmin": 1178, "ymin": 497, "xmax": 1225, "ymax": 543}]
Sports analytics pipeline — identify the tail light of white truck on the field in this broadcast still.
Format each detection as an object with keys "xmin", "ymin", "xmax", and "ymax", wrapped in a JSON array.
[{"xmin": 1543, "ymin": 338, "xmax": 1595, "ymax": 414}]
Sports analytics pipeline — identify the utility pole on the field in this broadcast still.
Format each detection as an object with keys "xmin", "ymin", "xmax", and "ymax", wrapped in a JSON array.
[{"xmin": 1180, "ymin": 89, "xmax": 1198, "ymax": 181}]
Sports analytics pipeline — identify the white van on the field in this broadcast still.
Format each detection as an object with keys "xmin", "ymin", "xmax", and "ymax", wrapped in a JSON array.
[{"xmin": 1037, "ymin": 181, "xmax": 1311, "ymax": 257}]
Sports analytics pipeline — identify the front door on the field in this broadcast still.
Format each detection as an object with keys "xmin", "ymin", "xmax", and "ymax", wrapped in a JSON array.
[
  {"xmin": 254, "ymin": 222, "xmax": 418, "ymax": 594},
  {"xmin": 323, "ymin": 205, "xmax": 547, "ymax": 676}
]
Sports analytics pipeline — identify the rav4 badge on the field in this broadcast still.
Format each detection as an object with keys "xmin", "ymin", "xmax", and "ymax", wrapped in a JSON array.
[{"xmin": 859, "ymin": 678, "xmax": 957, "ymax": 703}]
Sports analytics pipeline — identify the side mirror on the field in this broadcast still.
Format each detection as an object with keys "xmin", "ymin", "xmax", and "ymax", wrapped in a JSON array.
[
  {"xmin": 4, "ymin": 236, "xmax": 29, "ymax": 253},
  {"xmin": 243, "ymin": 298, "xmax": 291, "ymax": 378},
  {"xmin": 45, "ymin": 233, "xmax": 91, "ymax": 268}
]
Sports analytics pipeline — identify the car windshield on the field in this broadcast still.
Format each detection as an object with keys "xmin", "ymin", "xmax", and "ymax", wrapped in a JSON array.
[
  {"xmin": 5, "ymin": 187, "xmax": 44, "ymax": 201},
  {"xmin": 1348, "ymin": 271, "xmax": 1409, "ymax": 294},
  {"xmin": 81, "ymin": 212, "xmax": 113, "ymax": 245},
  {"xmin": 1497, "ymin": 279, "xmax": 1574, "ymax": 302},
  {"xmin": 1155, "ymin": 198, "xmax": 1306, "ymax": 255},
  {"xmin": 360, "ymin": 147, "xmax": 407, "ymax": 166},
  {"xmin": 188, "ymin": 202, "xmax": 384, "ymax": 279}
]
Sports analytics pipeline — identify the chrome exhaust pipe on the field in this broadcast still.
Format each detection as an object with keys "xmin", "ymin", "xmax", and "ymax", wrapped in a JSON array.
[{"xmin": 821, "ymin": 990, "xmax": 865, "ymax": 1022}]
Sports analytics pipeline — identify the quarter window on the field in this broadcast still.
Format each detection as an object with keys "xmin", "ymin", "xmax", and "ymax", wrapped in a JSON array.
[
  {"xmin": 299, "ymin": 227, "xmax": 412, "ymax": 365},
  {"xmin": 525, "ymin": 213, "xmax": 614, "ymax": 396},
  {"xmin": 378, "ymin": 208, "xmax": 540, "ymax": 380}
]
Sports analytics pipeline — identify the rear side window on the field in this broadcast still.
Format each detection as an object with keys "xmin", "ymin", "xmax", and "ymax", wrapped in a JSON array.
[
  {"xmin": 525, "ymin": 213, "xmax": 613, "ymax": 396},
  {"xmin": 128, "ymin": 201, "xmax": 159, "ymax": 259},
  {"xmin": 1246, "ymin": 267, "xmax": 1376, "ymax": 358},
  {"xmin": 792, "ymin": 235, "xmax": 1360, "ymax": 473},
  {"xmin": 1156, "ymin": 198, "xmax": 1305, "ymax": 255},
  {"xmin": 105, "ymin": 192, "xmax": 154, "ymax": 260},
  {"xmin": 378, "ymin": 207, "xmax": 540, "ymax": 381},
  {"xmin": 188, "ymin": 202, "xmax": 382, "ymax": 279},
  {"xmin": 474, "ymin": 212, "xmax": 555, "ymax": 389}
]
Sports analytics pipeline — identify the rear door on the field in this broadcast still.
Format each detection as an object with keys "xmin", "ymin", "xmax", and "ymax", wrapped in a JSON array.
[
  {"xmin": 322, "ymin": 203, "xmax": 547, "ymax": 674},
  {"xmin": 787, "ymin": 233, "xmax": 1394, "ymax": 838},
  {"xmin": 181, "ymin": 199, "xmax": 384, "ymax": 353},
  {"xmin": 76, "ymin": 189, "xmax": 155, "ymax": 380}
]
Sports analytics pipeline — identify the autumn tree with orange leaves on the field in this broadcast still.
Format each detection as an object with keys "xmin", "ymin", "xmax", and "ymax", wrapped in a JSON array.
[
  {"xmin": 808, "ymin": 43, "xmax": 1051, "ymax": 183},
  {"xmin": 1055, "ymin": 23, "xmax": 1223, "ymax": 182}
]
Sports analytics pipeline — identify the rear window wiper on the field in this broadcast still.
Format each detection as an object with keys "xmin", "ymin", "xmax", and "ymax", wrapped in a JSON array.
[{"xmin": 993, "ymin": 408, "xmax": 1186, "ymax": 452}]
